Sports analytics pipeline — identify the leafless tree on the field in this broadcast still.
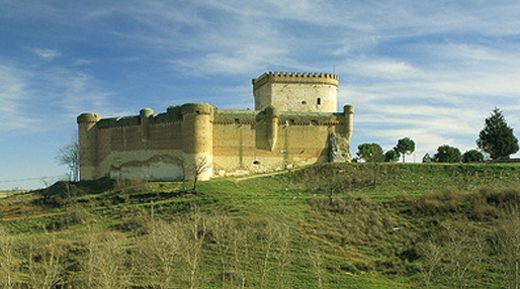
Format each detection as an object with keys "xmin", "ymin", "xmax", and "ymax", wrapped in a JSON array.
[
  {"xmin": 441, "ymin": 222, "xmax": 483, "ymax": 288},
  {"xmin": 26, "ymin": 232, "xmax": 65, "ymax": 289},
  {"xmin": 178, "ymin": 210, "xmax": 208, "ymax": 289},
  {"xmin": 56, "ymin": 131, "xmax": 80, "ymax": 182},
  {"xmin": 307, "ymin": 245, "xmax": 325, "ymax": 289},
  {"xmin": 417, "ymin": 239, "xmax": 444, "ymax": 289},
  {"xmin": 273, "ymin": 223, "xmax": 292, "ymax": 289},
  {"xmin": 138, "ymin": 219, "xmax": 181, "ymax": 289},
  {"xmin": 0, "ymin": 225, "xmax": 19, "ymax": 289},
  {"xmin": 207, "ymin": 213, "xmax": 235, "ymax": 288},
  {"xmin": 184, "ymin": 157, "xmax": 211, "ymax": 192},
  {"xmin": 88, "ymin": 231, "xmax": 132, "ymax": 289},
  {"xmin": 259, "ymin": 219, "xmax": 277, "ymax": 288},
  {"xmin": 230, "ymin": 221, "xmax": 255, "ymax": 289}
]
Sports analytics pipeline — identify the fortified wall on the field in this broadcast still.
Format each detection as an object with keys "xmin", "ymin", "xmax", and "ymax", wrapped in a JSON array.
[{"xmin": 77, "ymin": 72, "xmax": 354, "ymax": 181}]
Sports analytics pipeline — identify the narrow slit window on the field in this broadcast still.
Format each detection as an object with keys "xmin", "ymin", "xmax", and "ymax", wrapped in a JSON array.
[{"xmin": 317, "ymin": 98, "xmax": 321, "ymax": 105}]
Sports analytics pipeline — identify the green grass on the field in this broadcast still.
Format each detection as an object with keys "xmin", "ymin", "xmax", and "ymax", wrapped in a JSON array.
[{"xmin": 1, "ymin": 162, "xmax": 520, "ymax": 288}]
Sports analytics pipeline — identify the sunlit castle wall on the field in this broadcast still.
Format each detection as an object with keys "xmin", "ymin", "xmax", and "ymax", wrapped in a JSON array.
[{"xmin": 77, "ymin": 72, "xmax": 353, "ymax": 182}]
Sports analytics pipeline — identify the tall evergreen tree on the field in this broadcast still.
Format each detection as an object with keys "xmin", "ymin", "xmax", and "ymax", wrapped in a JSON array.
[
  {"xmin": 476, "ymin": 108, "xmax": 519, "ymax": 160},
  {"xmin": 395, "ymin": 137, "xmax": 415, "ymax": 163}
]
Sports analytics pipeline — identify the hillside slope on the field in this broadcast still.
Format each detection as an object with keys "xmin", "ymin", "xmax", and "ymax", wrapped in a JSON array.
[{"xmin": 1, "ymin": 163, "xmax": 519, "ymax": 288}]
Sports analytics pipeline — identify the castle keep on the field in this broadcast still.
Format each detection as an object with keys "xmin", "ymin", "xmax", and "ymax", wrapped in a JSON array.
[{"xmin": 77, "ymin": 72, "xmax": 354, "ymax": 181}]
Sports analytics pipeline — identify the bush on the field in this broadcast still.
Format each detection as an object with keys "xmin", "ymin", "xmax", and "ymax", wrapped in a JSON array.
[
  {"xmin": 413, "ymin": 189, "xmax": 466, "ymax": 217},
  {"xmin": 412, "ymin": 187, "xmax": 520, "ymax": 221}
]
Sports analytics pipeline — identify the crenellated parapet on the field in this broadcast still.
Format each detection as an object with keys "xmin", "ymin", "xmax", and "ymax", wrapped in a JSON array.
[
  {"xmin": 252, "ymin": 72, "xmax": 338, "ymax": 89},
  {"xmin": 180, "ymin": 102, "xmax": 214, "ymax": 115},
  {"xmin": 253, "ymin": 71, "xmax": 339, "ymax": 113}
]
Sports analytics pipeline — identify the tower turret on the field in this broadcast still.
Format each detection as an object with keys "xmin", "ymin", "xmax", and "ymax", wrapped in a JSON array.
[
  {"xmin": 181, "ymin": 103, "xmax": 214, "ymax": 181},
  {"xmin": 252, "ymin": 72, "xmax": 339, "ymax": 112},
  {"xmin": 77, "ymin": 113, "xmax": 101, "ymax": 180},
  {"xmin": 344, "ymin": 105, "xmax": 354, "ymax": 141}
]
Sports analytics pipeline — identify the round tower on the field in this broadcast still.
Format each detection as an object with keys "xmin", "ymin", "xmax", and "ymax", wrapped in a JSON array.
[
  {"xmin": 252, "ymin": 72, "xmax": 339, "ymax": 112},
  {"xmin": 140, "ymin": 108, "xmax": 154, "ymax": 147},
  {"xmin": 77, "ymin": 113, "xmax": 101, "ymax": 180},
  {"xmin": 181, "ymin": 103, "xmax": 214, "ymax": 181},
  {"xmin": 344, "ymin": 105, "xmax": 354, "ymax": 141},
  {"xmin": 264, "ymin": 106, "xmax": 279, "ymax": 151}
]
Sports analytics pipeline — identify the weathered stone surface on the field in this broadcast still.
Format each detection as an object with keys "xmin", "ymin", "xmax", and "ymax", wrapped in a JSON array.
[
  {"xmin": 328, "ymin": 132, "xmax": 351, "ymax": 163},
  {"xmin": 78, "ymin": 72, "xmax": 354, "ymax": 181}
]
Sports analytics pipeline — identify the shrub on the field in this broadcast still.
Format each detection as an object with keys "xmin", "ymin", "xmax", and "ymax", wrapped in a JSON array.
[{"xmin": 413, "ymin": 189, "xmax": 466, "ymax": 217}]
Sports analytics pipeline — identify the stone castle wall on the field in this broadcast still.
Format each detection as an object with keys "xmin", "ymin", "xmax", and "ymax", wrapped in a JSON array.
[{"xmin": 77, "ymin": 72, "xmax": 354, "ymax": 181}]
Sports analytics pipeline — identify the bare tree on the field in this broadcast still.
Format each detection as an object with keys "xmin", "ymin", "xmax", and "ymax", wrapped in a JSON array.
[
  {"xmin": 207, "ymin": 213, "xmax": 235, "ymax": 288},
  {"xmin": 259, "ymin": 219, "xmax": 276, "ymax": 288},
  {"xmin": 441, "ymin": 222, "xmax": 483, "ymax": 288},
  {"xmin": 230, "ymin": 221, "xmax": 255, "ymax": 289},
  {"xmin": 88, "ymin": 231, "xmax": 132, "ymax": 289},
  {"xmin": 56, "ymin": 131, "xmax": 80, "ymax": 182},
  {"xmin": 26, "ymin": 232, "xmax": 65, "ymax": 289},
  {"xmin": 307, "ymin": 244, "xmax": 325, "ymax": 289},
  {"xmin": 0, "ymin": 225, "xmax": 19, "ymax": 289},
  {"xmin": 138, "ymin": 220, "xmax": 181, "ymax": 289},
  {"xmin": 417, "ymin": 239, "xmax": 444, "ymax": 289},
  {"xmin": 190, "ymin": 157, "xmax": 210, "ymax": 192},
  {"xmin": 273, "ymin": 223, "xmax": 292, "ymax": 289},
  {"xmin": 179, "ymin": 210, "xmax": 208, "ymax": 289}
]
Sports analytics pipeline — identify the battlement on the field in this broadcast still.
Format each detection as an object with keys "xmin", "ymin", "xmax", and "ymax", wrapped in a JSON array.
[
  {"xmin": 253, "ymin": 71, "xmax": 338, "ymax": 112},
  {"xmin": 252, "ymin": 72, "xmax": 338, "ymax": 90},
  {"xmin": 77, "ymin": 72, "xmax": 353, "ymax": 182}
]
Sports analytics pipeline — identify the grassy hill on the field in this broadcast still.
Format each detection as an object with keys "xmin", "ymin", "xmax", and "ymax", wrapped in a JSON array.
[{"xmin": 1, "ymin": 163, "xmax": 520, "ymax": 288}]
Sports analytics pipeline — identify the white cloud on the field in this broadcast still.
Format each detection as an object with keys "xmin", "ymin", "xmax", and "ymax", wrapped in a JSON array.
[
  {"xmin": 3, "ymin": 0, "xmax": 520, "ymax": 164},
  {"xmin": 30, "ymin": 48, "xmax": 61, "ymax": 60},
  {"xmin": 37, "ymin": 68, "xmax": 114, "ymax": 118},
  {"xmin": 0, "ymin": 65, "xmax": 34, "ymax": 131}
]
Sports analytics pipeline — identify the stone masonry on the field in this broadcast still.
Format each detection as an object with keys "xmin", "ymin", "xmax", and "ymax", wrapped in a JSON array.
[{"xmin": 77, "ymin": 72, "xmax": 354, "ymax": 181}]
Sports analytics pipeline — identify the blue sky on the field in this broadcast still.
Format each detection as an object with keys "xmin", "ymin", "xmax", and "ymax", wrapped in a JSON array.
[{"xmin": 2, "ymin": 0, "xmax": 520, "ymax": 190}]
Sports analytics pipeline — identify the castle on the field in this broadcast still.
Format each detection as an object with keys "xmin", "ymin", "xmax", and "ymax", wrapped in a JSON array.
[{"xmin": 77, "ymin": 72, "xmax": 354, "ymax": 181}]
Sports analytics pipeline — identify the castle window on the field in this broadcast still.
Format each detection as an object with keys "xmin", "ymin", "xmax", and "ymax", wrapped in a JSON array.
[
  {"xmin": 317, "ymin": 98, "xmax": 321, "ymax": 105},
  {"xmin": 253, "ymin": 160, "xmax": 261, "ymax": 165},
  {"xmin": 302, "ymin": 100, "xmax": 307, "ymax": 105}
]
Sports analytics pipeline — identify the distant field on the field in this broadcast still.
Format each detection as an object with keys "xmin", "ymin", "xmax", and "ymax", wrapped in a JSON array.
[{"xmin": 0, "ymin": 190, "xmax": 24, "ymax": 198}]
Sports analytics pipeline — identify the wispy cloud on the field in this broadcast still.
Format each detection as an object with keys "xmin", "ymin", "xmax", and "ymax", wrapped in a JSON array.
[
  {"xmin": 34, "ymin": 67, "xmax": 115, "ymax": 119},
  {"xmin": 30, "ymin": 48, "xmax": 61, "ymax": 60},
  {"xmin": 0, "ymin": 65, "xmax": 35, "ymax": 131},
  {"xmin": 2, "ymin": 0, "xmax": 520, "ymax": 164}
]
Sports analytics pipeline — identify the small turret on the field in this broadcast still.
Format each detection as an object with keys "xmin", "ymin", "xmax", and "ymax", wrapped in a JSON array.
[
  {"xmin": 140, "ymin": 108, "xmax": 154, "ymax": 147},
  {"xmin": 343, "ymin": 105, "xmax": 354, "ymax": 141}
]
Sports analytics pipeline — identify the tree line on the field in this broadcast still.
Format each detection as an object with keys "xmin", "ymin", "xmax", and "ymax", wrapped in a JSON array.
[{"xmin": 355, "ymin": 108, "xmax": 519, "ymax": 164}]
